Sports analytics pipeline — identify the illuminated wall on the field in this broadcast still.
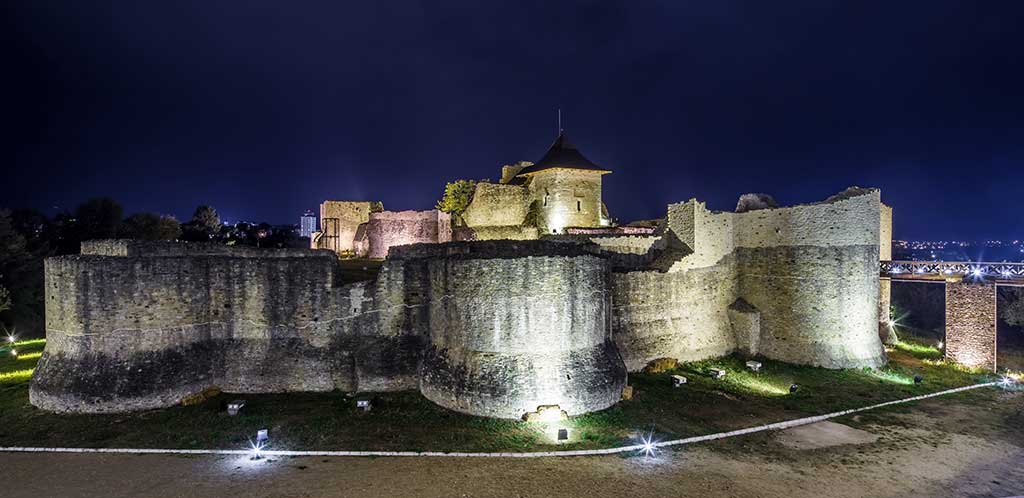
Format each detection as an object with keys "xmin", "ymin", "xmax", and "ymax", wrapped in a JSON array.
[
  {"xmin": 365, "ymin": 210, "xmax": 451, "ymax": 259},
  {"xmin": 610, "ymin": 188, "xmax": 887, "ymax": 370},
  {"xmin": 312, "ymin": 200, "xmax": 383, "ymax": 255},
  {"xmin": 33, "ymin": 188, "xmax": 889, "ymax": 416},
  {"xmin": 944, "ymin": 279, "xmax": 997, "ymax": 370},
  {"xmin": 417, "ymin": 241, "xmax": 626, "ymax": 418},
  {"xmin": 526, "ymin": 169, "xmax": 605, "ymax": 233}
]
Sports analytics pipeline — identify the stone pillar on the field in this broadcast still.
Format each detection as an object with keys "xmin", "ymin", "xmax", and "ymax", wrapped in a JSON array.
[{"xmin": 944, "ymin": 279, "xmax": 997, "ymax": 371}]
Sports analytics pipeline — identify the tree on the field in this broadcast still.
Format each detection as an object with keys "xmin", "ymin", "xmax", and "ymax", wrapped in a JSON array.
[
  {"xmin": 74, "ymin": 198, "xmax": 124, "ymax": 241},
  {"xmin": 184, "ymin": 205, "xmax": 221, "ymax": 240},
  {"xmin": 0, "ymin": 286, "xmax": 10, "ymax": 314},
  {"xmin": 435, "ymin": 179, "xmax": 477, "ymax": 225},
  {"xmin": 999, "ymin": 287, "xmax": 1024, "ymax": 328},
  {"xmin": 121, "ymin": 213, "xmax": 182, "ymax": 241},
  {"xmin": 0, "ymin": 209, "xmax": 42, "ymax": 334}
]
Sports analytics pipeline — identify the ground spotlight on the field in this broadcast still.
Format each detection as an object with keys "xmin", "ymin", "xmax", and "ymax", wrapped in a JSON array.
[
  {"xmin": 5, "ymin": 335, "xmax": 15, "ymax": 344},
  {"xmin": 249, "ymin": 439, "xmax": 266, "ymax": 460},
  {"xmin": 789, "ymin": 384, "xmax": 799, "ymax": 394},
  {"xmin": 249, "ymin": 428, "xmax": 269, "ymax": 460},
  {"xmin": 10, "ymin": 348, "xmax": 17, "ymax": 357},
  {"xmin": 913, "ymin": 375, "xmax": 923, "ymax": 384},
  {"xmin": 639, "ymin": 431, "xmax": 656, "ymax": 457}
]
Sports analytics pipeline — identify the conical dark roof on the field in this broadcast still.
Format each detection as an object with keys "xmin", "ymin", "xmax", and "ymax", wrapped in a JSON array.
[{"xmin": 515, "ymin": 132, "xmax": 609, "ymax": 176}]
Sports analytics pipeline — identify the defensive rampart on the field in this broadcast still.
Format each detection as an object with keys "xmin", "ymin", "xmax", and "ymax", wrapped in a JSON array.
[
  {"xmin": 610, "ymin": 187, "xmax": 887, "ymax": 370},
  {"xmin": 31, "ymin": 187, "xmax": 888, "ymax": 417}
]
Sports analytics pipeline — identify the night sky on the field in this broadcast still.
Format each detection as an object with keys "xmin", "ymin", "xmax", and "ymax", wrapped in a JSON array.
[{"xmin": 5, "ymin": 1, "xmax": 1023, "ymax": 240}]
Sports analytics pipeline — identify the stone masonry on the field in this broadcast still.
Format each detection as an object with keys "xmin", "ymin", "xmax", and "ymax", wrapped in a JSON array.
[
  {"xmin": 32, "ymin": 188, "xmax": 890, "ymax": 418},
  {"xmin": 945, "ymin": 279, "xmax": 997, "ymax": 371}
]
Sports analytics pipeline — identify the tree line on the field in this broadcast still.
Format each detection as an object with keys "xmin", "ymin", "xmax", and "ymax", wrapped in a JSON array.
[{"xmin": 0, "ymin": 198, "xmax": 304, "ymax": 338}]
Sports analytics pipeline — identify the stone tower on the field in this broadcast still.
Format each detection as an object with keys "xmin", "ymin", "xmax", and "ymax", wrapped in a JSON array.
[{"xmin": 514, "ymin": 132, "xmax": 610, "ymax": 233}]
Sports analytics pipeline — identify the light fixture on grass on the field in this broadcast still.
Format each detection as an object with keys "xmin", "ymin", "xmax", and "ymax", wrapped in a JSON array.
[
  {"xmin": 639, "ymin": 431, "xmax": 656, "ymax": 457},
  {"xmin": 671, "ymin": 375, "xmax": 687, "ymax": 387},
  {"xmin": 557, "ymin": 428, "xmax": 568, "ymax": 441},
  {"xmin": 250, "ymin": 429, "xmax": 269, "ymax": 460},
  {"xmin": 789, "ymin": 384, "xmax": 799, "ymax": 394},
  {"xmin": 356, "ymin": 399, "xmax": 372, "ymax": 412},
  {"xmin": 710, "ymin": 368, "xmax": 727, "ymax": 379},
  {"xmin": 745, "ymin": 361, "xmax": 762, "ymax": 372},
  {"xmin": 227, "ymin": 399, "xmax": 245, "ymax": 416},
  {"xmin": 10, "ymin": 349, "xmax": 17, "ymax": 357},
  {"xmin": 913, "ymin": 375, "xmax": 923, "ymax": 385}
]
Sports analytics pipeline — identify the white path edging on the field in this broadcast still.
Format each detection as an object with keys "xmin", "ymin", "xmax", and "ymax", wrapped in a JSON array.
[{"xmin": 0, "ymin": 382, "xmax": 997, "ymax": 459}]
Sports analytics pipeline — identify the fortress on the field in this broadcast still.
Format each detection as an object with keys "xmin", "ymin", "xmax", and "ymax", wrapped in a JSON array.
[{"xmin": 30, "ymin": 133, "xmax": 893, "ymax": 419}]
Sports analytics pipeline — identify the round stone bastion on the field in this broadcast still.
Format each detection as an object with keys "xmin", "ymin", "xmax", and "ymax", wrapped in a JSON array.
[{"xmin": 393, "ymin": 240, "xmax": 628, "ymax": 419}]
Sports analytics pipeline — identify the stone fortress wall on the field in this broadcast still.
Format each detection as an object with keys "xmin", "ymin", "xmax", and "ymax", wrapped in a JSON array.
[
  {"xmin": 366, "ymin": 209, "xmax": 451, "ymax": 259},
  {"xmin": 610, "ymin": 188, "xmax": 887, "ymax": 370},
  {"xmin": 311, "ymin": 201, "xmax": 383, "ymax": 255},
  {"xmin": 31, "ymin": 188, "xmax": 888, "ymax": 418},
  {"xmin": 311, "ymin": 202, "xmax": 452, "ymax": 258}
]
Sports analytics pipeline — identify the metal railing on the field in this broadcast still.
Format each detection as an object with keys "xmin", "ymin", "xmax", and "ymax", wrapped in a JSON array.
[{"xmin": 881, "ymin": 260, "xmax": 1024, "ymax": 280}]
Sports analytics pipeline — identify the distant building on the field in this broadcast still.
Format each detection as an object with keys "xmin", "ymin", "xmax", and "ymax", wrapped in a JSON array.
[{"xmin": 300, "ymin": 210, "xmax": 317, "ymax": 238}]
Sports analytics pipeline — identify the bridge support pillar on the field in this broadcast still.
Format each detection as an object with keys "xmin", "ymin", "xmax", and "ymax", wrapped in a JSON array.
[{"xmin": 944, "ymin": 279, "xmax": 997, "ymax": 371}]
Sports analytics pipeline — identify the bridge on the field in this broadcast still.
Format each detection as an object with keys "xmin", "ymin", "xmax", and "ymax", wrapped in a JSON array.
[{"xmin": 879, "ymin": 260, "xmax": 1024, "ymax": 372}]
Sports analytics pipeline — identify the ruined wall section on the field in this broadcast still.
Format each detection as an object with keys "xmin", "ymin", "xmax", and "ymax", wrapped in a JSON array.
[
  {"xmin": 732, "ymin": 190, "xmax": 886, "ymax": 368},
  {"xmin": 30, "ymin": 249, "xmax": 425, "ymax": 413},
  {"xmin": 612, "ymin": 189, "xmax": 886, "ymax": 371},
  {"xmin": 610, "ymin": 201, "xmax": 738, "ymax": 370},
  {"xmin": 315, "ymin": 201, "xmax": 384, "ymax": 255},
  {"xmin": 366, "ymin": 210, "xmax": 452, "ymax": 259},
  {"xmin": 81, "ymin": 240, "xmax": 330, "ymax": 258},
  {"xmin": 612, "ymin": 258, "xmax": 738, "ymax": 371},
  {"xmin": 462, "ymin": 182, "xmax": 532, "ymax": 228}
]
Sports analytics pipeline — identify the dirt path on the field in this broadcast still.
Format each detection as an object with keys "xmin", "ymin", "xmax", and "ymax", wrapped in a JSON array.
[{"xmin": 3, "ymin": 392, "xmax": 1022, "ymax": 498}]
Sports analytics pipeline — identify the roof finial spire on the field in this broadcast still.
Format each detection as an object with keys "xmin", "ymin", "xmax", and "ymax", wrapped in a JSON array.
[{"xmin": 558, "ymin": 108, "xmax": 562, "ymax": 135}]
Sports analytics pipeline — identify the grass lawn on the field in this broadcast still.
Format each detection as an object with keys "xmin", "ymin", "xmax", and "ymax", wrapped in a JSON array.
[{"xmin": 0, "ymin": 337, "xmax": 999, "ymax": 453}]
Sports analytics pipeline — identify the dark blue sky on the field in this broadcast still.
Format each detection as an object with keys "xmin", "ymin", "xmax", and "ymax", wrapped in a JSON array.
[{"xmin": 4, "ymin": 1, "xmax": 1023, "ymax": 240}]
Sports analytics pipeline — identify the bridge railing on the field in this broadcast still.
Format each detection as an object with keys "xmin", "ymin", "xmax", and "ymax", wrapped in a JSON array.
[{"xmin": 881, "ymin": 260, "xmax": 1024, "ymax": 280}]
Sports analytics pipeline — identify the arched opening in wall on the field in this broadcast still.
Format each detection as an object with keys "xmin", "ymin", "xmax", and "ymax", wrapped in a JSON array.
[
  {"xmin": 543, "ymin": 191, "xmax": 549, "ymax": 207},
  {"xmin": 997, "ymin": 285, "xmax": 1024, "ymax": 371},
  {"xmin": 891, "ymin": 280, "xmax": 946, "ymax": 347}
]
